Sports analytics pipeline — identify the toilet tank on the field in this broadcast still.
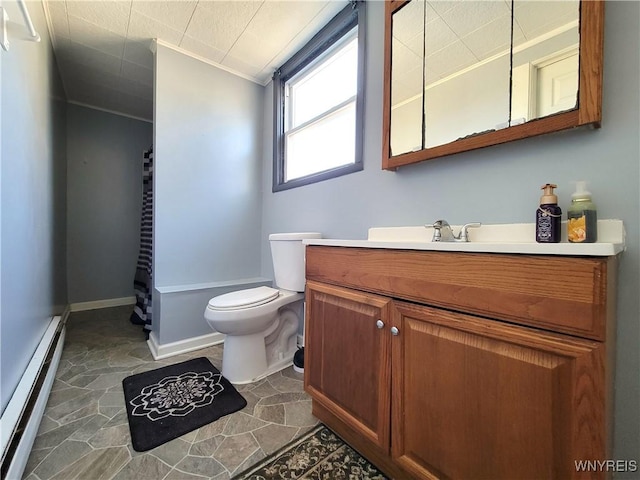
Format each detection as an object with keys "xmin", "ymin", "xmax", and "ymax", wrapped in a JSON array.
[{"xmin": 269, "ymin": 232, "xmax": 322, "ymax": 292}]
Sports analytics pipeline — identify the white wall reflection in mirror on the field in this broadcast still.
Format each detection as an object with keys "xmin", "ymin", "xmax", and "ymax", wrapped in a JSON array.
[
  {"xmin": 390, "ymin": 0, "xmax": 580, "ymax": 157},
  {"xmin": 424, "ymin": 0, "xmax": 511, "ymax": 149}
]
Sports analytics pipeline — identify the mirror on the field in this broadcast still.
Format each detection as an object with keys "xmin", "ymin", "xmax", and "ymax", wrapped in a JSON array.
[
  {"xmin": 423, "ymin": 0, "xmax": 512, "ymax": 149},
  {"xmin": 390, "ymin": 0, "xmax": 425, "ymax": 156},
  {"xmin": 383, "ymin": 0, "xmax": 603, "ymax": 170},
  {"xmin": 511, "ymin": 0, "xmax": 580, "ymax": 123}
]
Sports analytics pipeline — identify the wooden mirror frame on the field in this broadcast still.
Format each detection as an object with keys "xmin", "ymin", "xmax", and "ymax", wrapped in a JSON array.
[{"xmin": 382, "ymin": 0, "xmax": 604, "ymax": 170}]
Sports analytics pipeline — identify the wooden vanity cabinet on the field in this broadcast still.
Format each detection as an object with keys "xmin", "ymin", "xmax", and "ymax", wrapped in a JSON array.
[{"xmin": 304, "ymin": 246, "xmax": 617, "ymax": 480}]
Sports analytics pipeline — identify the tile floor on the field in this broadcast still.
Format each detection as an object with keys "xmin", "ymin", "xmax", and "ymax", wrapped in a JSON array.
[{"xmin": 23, "ymin": 306, "xmax": 317, "ymax": 480}]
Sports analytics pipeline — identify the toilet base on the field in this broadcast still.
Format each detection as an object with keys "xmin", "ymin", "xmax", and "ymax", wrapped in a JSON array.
[
  {"xmin": 207, "ymin": 293, "xmax": 304, "ymax": 385},
  {"xmin": 222, "ymin": 333, "xmax": 297, "ymax": 384}
]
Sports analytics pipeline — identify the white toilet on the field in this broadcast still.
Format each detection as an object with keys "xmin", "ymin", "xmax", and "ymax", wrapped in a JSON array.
[{"xmin": 204, "ymin": 232, "xmax": 321, "ymax": 384}]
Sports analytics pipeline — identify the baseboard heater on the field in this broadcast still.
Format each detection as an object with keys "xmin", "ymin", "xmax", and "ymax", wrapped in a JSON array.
[{"xmin": 0, "ymin": 315, "xmax": 66, "ymax": 480}]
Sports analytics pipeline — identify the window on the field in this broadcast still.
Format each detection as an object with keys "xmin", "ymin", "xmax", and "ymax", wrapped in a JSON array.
[{"xmin": 273, "ymin": 1, "xmax": 366, "ymax": 192}]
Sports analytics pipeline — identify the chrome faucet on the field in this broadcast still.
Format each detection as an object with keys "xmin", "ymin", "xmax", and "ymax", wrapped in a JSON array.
[{"xmin": 427, "ymin": 220, "xmax": 481, "ymax": 242}]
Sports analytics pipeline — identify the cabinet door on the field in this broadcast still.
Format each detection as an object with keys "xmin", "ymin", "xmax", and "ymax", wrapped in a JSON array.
[
  {"xmin": 392, "ymin": 302, "xmax": 606, "ymax": 480},
  {"xmin": 305, "ymin": 281, "xmax": 392, "ymax": 451}
]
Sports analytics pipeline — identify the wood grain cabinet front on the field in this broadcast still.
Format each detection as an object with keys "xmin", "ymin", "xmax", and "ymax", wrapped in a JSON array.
[
  {"xmin": 304, "ymin": 246, "xmax": 616, "ymax": 480},
  {"xmin": 392, "ymin": 301, "xmax": 605, "ymax": 480},
  {"xmin": 304, "ymin": 281, "xmax": 392, "ymax": 453}
]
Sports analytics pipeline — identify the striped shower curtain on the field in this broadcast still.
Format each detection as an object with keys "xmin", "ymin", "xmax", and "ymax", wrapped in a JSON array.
[{"xmin": 130, "ymin": 147, "xmax": 153, "ymax": 333}]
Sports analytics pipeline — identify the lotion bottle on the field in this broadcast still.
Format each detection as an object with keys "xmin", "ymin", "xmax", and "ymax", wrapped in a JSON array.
[
  {"xmin": 567, "ymin": 181, "xmax": 597, "ymax": 243},
  {"xmin": 536, "ymin": 184, "xmax": 562, "ymax": 243}
]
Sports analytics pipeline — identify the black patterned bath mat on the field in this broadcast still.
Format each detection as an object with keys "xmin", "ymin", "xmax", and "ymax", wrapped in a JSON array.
[
  {"xmin": 232, "ymin": 424, "xmax": 388, "ymax": 479},
  {"xmin": 123, "ymin": 357, "xmax": 246, "ymax": 452}
]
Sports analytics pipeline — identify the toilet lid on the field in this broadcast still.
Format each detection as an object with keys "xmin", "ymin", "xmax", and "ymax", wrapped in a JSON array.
[{"xmin": 208, "ymin": 286, "xmax": 280, "ymax": 310}]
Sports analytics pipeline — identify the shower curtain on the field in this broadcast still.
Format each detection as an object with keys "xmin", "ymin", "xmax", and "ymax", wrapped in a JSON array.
[{"xmin": 130, "ymin": 147, "xmax": 153, "ymax": 334}]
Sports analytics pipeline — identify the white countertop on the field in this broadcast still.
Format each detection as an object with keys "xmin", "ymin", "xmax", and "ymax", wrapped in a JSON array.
[{"xmin": 303, "ymin": 220, "xmax": 625, "ymax": 256}]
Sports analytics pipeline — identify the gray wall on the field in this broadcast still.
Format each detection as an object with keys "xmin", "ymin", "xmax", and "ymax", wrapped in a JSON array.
[
  {"xmin": 260, "ymin": 0, "xmax": 639, "ymax": 469},
  {"xmin": 66, "ymin": 104, "xmax": 152, "ymax": 304},
  {"xmin": 153, "ymin": 44, "xmax": 265, "ymax": 345},
  {"xmin": 0, "ymin": 1, "xmax": 67, "ymax": 413}
]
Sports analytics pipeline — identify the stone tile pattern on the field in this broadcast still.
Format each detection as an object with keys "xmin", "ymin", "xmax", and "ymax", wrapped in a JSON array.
[{"xmin": 23, "ymin": 306, "xmax": 317, "ymax": 480}]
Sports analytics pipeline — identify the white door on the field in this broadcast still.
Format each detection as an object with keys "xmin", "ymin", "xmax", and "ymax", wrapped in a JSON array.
[{"xmin": 536, "ymin": 52, "xmax": 579, "ymax": 117}]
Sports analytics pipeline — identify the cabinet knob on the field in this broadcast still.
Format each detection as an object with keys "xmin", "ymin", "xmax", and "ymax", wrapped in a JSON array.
[
  {"xmin": 376, "ymin": 320, "xmax": 384, "ymax": 329},
  {"xmin": 390, "ymin": 326, "xmax": 399, "ymax": 336}
]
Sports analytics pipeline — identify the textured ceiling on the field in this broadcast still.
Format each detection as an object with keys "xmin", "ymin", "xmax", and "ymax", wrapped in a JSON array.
[
  {"xmin": 43, "ymin": 0, "xmax": 349, "ymax": 121},
  {"xmin": 42, "ymin": 0, "xmax": 579, "ymax": 122}
]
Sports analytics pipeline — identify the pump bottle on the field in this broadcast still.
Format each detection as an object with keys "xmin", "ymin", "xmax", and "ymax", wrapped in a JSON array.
[
  {"xmin": 536, "ymin": 184, "xmax": 562, "ymax": 243},
  {"xmin": 567, "ymin": 181, "xmax": 597, "ymax": 243}
]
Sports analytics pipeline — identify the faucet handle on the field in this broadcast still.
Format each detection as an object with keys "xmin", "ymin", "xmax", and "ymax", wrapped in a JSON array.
[
  {"xmin": 426, "ymin": 220, "xmax": 452, "ymax": 242},
  {"xmin": 431, "ymin": 219, "xmax": 450, "ymax": 228},
  {"xmin": 459, "ymin": 222, "xmax": 481, "ymax": 242}
]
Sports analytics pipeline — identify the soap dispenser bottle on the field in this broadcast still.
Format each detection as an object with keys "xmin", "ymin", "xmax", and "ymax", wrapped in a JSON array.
[
  {"xmin": 536, "ymin": 184, "xmax": 562, "ymax": 243},
  {"xmin": 567, "ymin": 181, "xmax": 597, "ymax": 243}
]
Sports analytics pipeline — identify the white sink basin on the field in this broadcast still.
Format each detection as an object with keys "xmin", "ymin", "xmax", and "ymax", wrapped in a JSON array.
[
  {"xmin": 368, "ymin": 220, "xmax": 624, "ymax": 244},
  {"xmin": 303, "ymin": 220, "xmax": 625, "ymax": 256},
  {"xmin": 369, "ymin": 223, "xmax": 536, "ymax": 243}
]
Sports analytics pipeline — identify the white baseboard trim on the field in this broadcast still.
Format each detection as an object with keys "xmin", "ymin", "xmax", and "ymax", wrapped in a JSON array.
[
  {"xmin": 70, "ymin": 296, "xmax": 136, "ymax": 312},
  {"xmin": 0, "ymin": 317, "xmax": 66, "ymax": 480},
  {"xmin": 147, "ymin": 330, "xmax": 225, "ymax": 360}
]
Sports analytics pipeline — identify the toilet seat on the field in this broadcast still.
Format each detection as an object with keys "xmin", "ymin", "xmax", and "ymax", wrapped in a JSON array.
[{"xmin": 208, "ymin": 286, "xmax": 280, "ymax": 311}]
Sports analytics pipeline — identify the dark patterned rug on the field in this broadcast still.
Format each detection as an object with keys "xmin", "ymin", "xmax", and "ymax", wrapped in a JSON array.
[
  {"xmin": 123, "ymin": 357, "xmax": 246, "ymax": 451},
  {"xmin": 233, "ymin": 424, "xmax": 388, "ymax": 479}
]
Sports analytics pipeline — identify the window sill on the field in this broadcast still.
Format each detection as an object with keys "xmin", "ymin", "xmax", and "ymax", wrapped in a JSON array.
[{"xmin": 272, "ymin": 162, "xmax": 363, "ymax": 192}]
